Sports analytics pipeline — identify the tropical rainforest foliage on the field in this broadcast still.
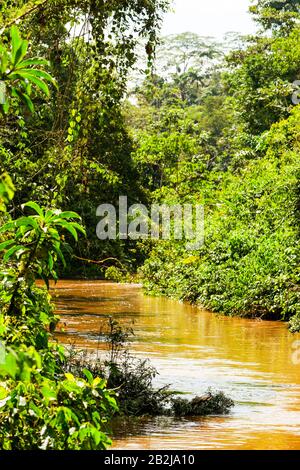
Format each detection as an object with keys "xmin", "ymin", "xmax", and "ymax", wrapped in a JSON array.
[
  {"xmin": 0, "ymin": 0, "xmax": 168, "ymax": 450},
  {"xmin": 0, "ymin": 0, "xmax": 300, "ymax": 450},
  {"xmin": 137, "ymin": 1, "xmax": 300, "ymax": 331}
]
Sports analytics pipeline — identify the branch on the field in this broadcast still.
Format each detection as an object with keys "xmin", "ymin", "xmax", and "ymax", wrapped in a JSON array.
[
  {"xmin": 73, "ymin": 255, "xmax": 125, "ymax": 269},
  {"xmin": 0, "ymin": 0, "xmax": 49, "ymax": 34}
]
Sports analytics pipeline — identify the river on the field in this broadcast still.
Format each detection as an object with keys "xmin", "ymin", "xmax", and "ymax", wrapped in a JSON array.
[{"xmin": 53, "ymin": 280, "xmax": 300, "ymax": 450}]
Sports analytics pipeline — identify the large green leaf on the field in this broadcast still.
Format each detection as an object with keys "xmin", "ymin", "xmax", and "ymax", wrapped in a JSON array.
[
  {"xmin": 56, "ymin": 221, "xmax": 78, "ymax": 241},
  {"xmin": 11, "ymin": 87, "xmax": 34, "ymax": 113},
  {"xmin": 9, "ymin": 71, "xmax": 50, "ymax": 97},
  {"xmin": 21, "ymin": 68, "xmax": 57, "ymax": 86},
  {"xmin": 19, "ymin": 91, "xmax": 34, "ymax": 113},
  {"xmin": 10, "ymin": 25, "xmax": 22, "ymax": 65},
  {"xmin": 3, "ymin": 244, "xmax": 27, "ymax": 262},
  {"xmin": 13, "ymin": 40, "xmax": 28, "ymax": 66},
  {"xmin": 0, "ymin": 240, "xmax": 15, "ymax": 251},
  {"xmin": 57, "ymin": 211, "xmax": 82, "ymax": 220},
  {"xmin": 0, "ymin": 221, "xmax": 16, "ymax": 234},
  {"xmin": 22, "ymin": 201, "xmax": 44, "ymax": 217},
  {"xmin": 16, "ymin": 57, "xmax": 50, "ymax": 69},
  {"xmin": 70, "ymin": 222, "xmax": 86, "ymax": 236},
  {"xmin": 52, "ymin": 242, "xmax": 66, "ymax": 267},
  {"xmin": 0, "ymin": 46, "xmax": 8, "ymax": 74},
  {"xmin": 16, "ymin": 216, "xmax": 40, "ymax": 231}
]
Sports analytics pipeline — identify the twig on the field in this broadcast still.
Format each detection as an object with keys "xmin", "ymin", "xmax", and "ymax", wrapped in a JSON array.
[{"xmin": 73, "ymin": 255, "xmax": 125, "ymax": 269}]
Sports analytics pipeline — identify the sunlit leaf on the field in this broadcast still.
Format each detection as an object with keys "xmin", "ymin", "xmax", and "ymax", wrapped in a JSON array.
[{"xmin": 22, "ymin": 201, "xmax": 44, "ymax": 217}]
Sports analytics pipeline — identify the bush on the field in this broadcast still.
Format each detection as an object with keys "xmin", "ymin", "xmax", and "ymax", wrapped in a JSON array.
[
  {"xmin": 64, "ymin": 319, "xmax": 234, "ymax": 419},
  {"xmin": 289, "ymin": 315, "xmax": 300, "ymax": 333},
  {"xmin": 142, "ymin": 107, "xmax": 300, "ymax": 322},
  {"xmin": 171, "ymin": 391, "xmax": 234, "ymax": 417},
  {"xmin": 0, "ymin": 198, "xmax": 118, "ymax": 449},
  {"xmin": 0, "ymin": 347, "xmax": 117, "ymax": 450}
]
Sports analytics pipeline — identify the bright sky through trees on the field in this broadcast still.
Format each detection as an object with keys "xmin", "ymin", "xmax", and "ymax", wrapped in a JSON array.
[{"xmin": 162, "ymin": 0, "xmax": 257, "ymax": 38}]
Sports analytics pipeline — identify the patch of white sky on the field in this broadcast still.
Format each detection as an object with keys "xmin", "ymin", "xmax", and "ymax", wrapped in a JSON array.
[{"xmin": 161, "ymin": 0, "xmax": 257, "ymax": 39}]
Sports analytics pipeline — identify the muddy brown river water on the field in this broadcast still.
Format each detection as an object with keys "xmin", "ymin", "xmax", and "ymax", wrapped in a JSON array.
[{"xmin": 52, "ymin": 280, "xmax": 300, "ymax": 450}]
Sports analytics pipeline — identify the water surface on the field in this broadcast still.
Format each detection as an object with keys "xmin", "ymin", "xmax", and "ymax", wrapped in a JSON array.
[{"xmin": 53, "ymin": 280, "xmax": 300, "ymax": 450}]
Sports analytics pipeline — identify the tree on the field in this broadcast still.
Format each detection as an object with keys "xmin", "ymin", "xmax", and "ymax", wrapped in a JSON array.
[
  {"xmin": 0, "ymin": 25, "xmax": 56, "ymax": 115},
  {"xmin": 224, "ymin": 22, "xmax": 300, "ymax": 136},
  {"xmin": 0, "ymin": 0, "xmax": 171, "ymax": 276},
  {"xmin": 155, "ymin": 33, "xmax": 221, "ymax": 103},
  {"xmin": 250, "ymin": 0, "xmax": 300, "ymax": 34}
]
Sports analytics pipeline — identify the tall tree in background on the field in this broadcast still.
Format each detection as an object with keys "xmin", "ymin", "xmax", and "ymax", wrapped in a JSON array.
[{"xmin": 155, "ymin": 33, "xmax": 221, "ymax": 103}]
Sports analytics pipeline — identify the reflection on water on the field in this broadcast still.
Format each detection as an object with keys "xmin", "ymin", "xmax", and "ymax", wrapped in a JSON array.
[{"xmin": 52, "ymin": 280, "xmax": 300, "ymax": 450}]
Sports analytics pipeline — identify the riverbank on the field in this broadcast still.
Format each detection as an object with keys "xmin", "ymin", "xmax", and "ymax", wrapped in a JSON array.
[{"xmin": 140, "ymin": 108, "xmax": 300, "ymax": 331}]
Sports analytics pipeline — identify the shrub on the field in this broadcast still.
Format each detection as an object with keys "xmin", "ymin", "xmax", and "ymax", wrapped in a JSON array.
[
  {"xmin": 171, "ymin": 391, "xmax": 234, "ymax": 417},
  {"xmin": 64, "ymin": 319, "xmax": 234, "ymax": 418},
  {"xmin": 0, "ymin": 347, "xmax": 117, "ymax": 450},
  {"xmin": 142, "ymin": 107, "xmax": 300, "ymax": 322},
  {"xmin": 0, "ymin": 190, "xmax": 118, "ymax": 449},
  {"xmin": 289, "ymin": 315, "xmax": 300, "ymax": 333}
]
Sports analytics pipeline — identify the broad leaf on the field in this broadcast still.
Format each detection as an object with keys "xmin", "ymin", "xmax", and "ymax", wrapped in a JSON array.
[
  {"xmin": 22, "ymin": 201, "xmax": 44, "ymax": 217},
  {"xmin": 10, "ymin": 26, "xmax": 22, "ymax": 65}
]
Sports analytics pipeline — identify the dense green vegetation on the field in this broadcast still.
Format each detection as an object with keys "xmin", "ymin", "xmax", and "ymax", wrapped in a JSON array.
[
  {"xmin": 2, "ymin": 1, "xmax": 300, "ymax": 327},
  {"xmin": 0, "ymin": 28, "xmax": 119, "ymax": 449},
  {"xmin": 1, "ymin": 0, "xmax": 300, "ymax": 450},
  {"xmin": 0, "ymin": 0, "xmax": 168, "ymax": 450},
  {"xmin": 142, "ymin": 107, "xmax": 300, "ymax": 323},
  {"xmin": 135, "ymin": 1, "xmax": 300, "ymax": 330}
]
